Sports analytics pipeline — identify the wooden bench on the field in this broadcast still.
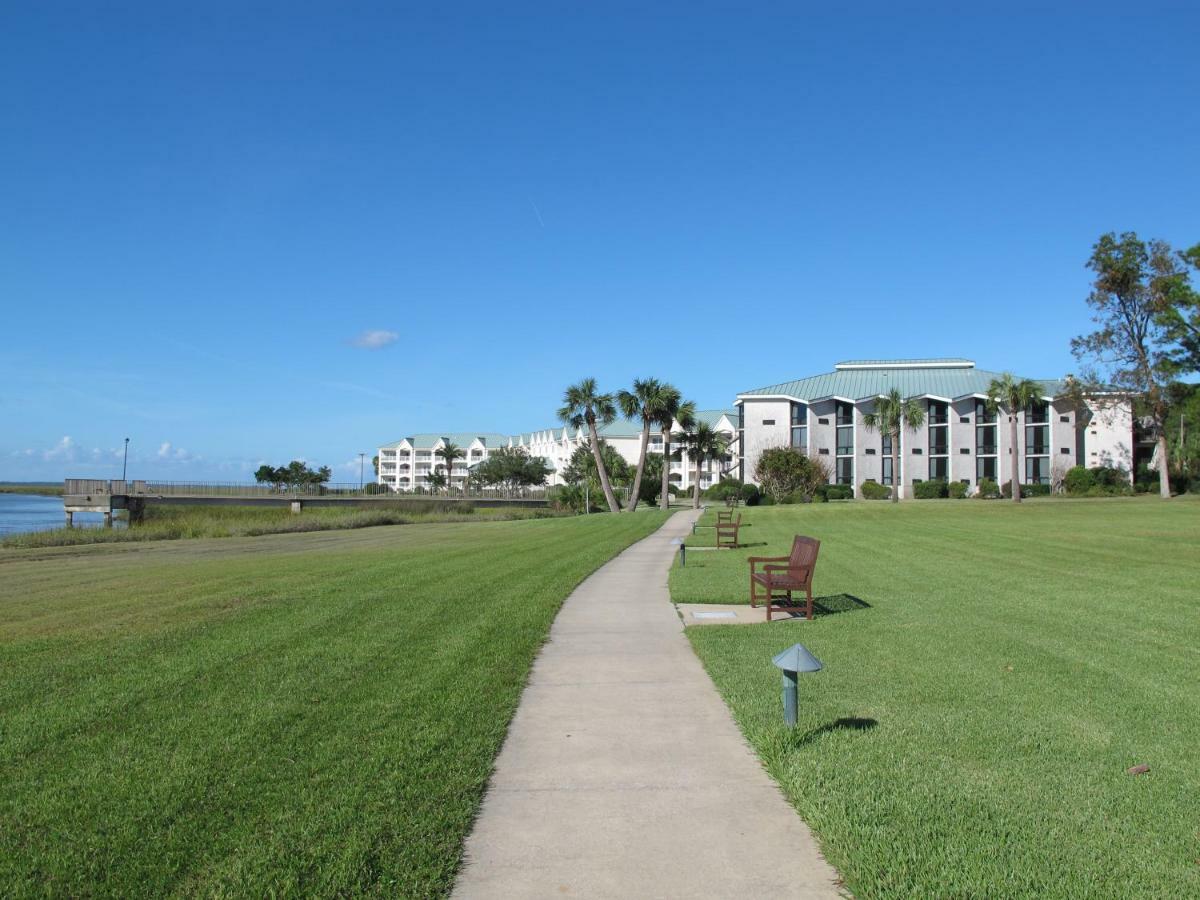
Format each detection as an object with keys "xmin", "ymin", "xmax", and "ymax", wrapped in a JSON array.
[
  {"xmin": 748, "ymin": 535, "xmax": 820, "ymax": 621},
  {"xmin": 715, "ymin": 513, "xmax": 742, "ymax": 549}
]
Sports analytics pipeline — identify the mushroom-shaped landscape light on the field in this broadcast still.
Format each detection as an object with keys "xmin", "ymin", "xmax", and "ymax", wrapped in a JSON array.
[{"xmin": 771, "ymin": 643, "xmax": 823, "ymax": 728}]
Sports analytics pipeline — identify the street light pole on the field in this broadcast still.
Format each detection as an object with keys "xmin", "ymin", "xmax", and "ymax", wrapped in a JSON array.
[
  {"xmin": 122, "ymin": 438, "xmax": 130, "ymax": 481},
  {"xmin": 359, "ymin": 452, "xmax": 366, "ymax": 490}
]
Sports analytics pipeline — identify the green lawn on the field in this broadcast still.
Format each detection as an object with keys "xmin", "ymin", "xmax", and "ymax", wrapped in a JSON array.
[
  {"xmin": 0, "ymin": 511, "xmax": 666, "ymax": 896},
  {"xmin": 674, "ymin": 498, "xmax": 1200, "ymax": 899}
]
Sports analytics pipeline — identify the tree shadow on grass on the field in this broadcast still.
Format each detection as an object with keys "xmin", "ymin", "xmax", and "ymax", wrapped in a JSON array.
[{"xmin": 790, "ymin": 717, "xmax": 878, "ymax": 747}]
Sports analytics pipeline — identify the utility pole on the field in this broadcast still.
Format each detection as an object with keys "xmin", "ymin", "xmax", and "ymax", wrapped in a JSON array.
[
  {"xmin": 122, "ymin": 438, "xmax": 130, "ymax": 481},
  {"xmin": 359, "ymin": 452, "xmax": 366, "ymax": 490}
]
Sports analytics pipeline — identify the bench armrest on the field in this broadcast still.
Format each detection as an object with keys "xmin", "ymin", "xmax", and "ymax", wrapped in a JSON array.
[{"xmin": 747, "ymin": 555, "xmax": 788, "ymax": 569}]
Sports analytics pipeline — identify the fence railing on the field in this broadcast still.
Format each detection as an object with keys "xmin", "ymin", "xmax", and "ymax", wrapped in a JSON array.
[{"xmin": 65, "ymin": 479, "xmax": 549, "ymax": 500}]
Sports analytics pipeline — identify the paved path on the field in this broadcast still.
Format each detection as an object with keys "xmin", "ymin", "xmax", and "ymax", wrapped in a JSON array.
[{"xmin": 453, "ymin": 510, "xmax": 843, "ymax": 899}]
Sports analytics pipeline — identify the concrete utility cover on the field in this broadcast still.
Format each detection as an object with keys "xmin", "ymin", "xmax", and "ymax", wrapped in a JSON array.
[{"xmin": 692, "ymin": 611, "xmax": 737, "ymax": 619}]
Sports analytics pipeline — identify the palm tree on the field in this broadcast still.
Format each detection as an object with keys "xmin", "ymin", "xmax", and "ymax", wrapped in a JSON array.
[
  {"xmin": 558, "ymin": 378, "xmax": 621, "ymax": 513},
  {"xmin": 426, "ymin": 468, "xmax": 447, "ymax": 493},
  {"xmin": 986, "ymin": 373, "xmax": 1043, "ymax": 503},
  {"xmin": 435, "ymin": 441, "xmax": 465, "ymax": 495},
  {"xmin": 616, "ymin": 377, "xmax": 665, "ymax": 512},
  {"xmin": 650, "ymin": 386, "xmax": 687, "ymax": 510},
  {"xmin": 863, "ymin": 389, "xmax": 925, "ymax": 503},
  {"xmin": 659, "ymin": 396, "xmax": 696, "ymax": 510},
  {"xmin": 682, "ymin": 420, "xmax": 727, "ymax": 510}
]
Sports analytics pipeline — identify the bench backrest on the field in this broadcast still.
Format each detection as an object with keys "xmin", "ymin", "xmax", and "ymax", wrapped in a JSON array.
[{"xmin": 788, "ymin": 535, "xmax": 820, "ymax": 573}]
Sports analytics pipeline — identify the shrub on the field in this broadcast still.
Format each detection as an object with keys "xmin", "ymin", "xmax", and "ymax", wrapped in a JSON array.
[
  {"xmin": 861, "ymin": 480, "xmax": 891, "ymax": 500},
  {"xmin": 976, "ymin": 478, "xmax": 1000, "ymax": 499},
  {"xmin": 1064, "ymin": 466, "xmax": 1094, "ymax": 495},
  {"xmin": 912, "ymin": 480, "xmax": 948, "ymax": 499},
  {"xmin": 754, "ymin": 447, "xmax": 831, "ymax": 504},
  {"xmin": 740, "ymin": 484, "xmax": 761, "ymax": 506},
  {"xmin": 948, "ymin": 481, "xmax": 968, "ymax": 499},
  {"xmin": 704, "ymin": 478, "xmax": 743, "ymax": 501},
  {"xmin": 1090, "ymin": 465, "xmax": 1127, "ymax": 487},
  {"xmin": 758, "ymin": 494, "xmax": 776, "ymax": 506},
  {"xmin": 1169, "ymin": 468, "xmax": 1191, "ymax": 495},
  {"xmin": 1001, "ymin": 481, "xmax": 1051, "ymax": 498},
  {"xmin": 824, "ymin": 484, "xmax": 854, "ymax": 501}
]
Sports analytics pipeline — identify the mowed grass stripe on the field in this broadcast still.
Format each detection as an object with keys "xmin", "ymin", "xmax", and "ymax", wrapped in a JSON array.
[
  {"xmin": 675, "ymin": 498, "xmax": 1199, "ymax": 899},
  {"xmin": 0, "ymin": 511, "xmax": 668, "ymax": 897}
]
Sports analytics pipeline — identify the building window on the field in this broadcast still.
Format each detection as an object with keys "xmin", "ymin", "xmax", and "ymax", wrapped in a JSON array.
[
  {"xmin": 974, "ymin": 399, "xmax": 997, "ymax": 481},
  {"xmin": 927, "ymin": 401, "xmax": 948, "ymax": 480},
  {"xmin": 1026, "ymin": 456, "xmax": 1051, "ymax": 485},
  {"xmin": 1025, "ymin": 400, "xmax": 1050, "ymax": 483},
  {"xmin": 880, "ymin": 433, "xmax": 898, "ymax": 486},
  {"xmin": 790, "ymin": 403, "xmax": 807, "ymax": 450},
  {"xmin": 835, "ymin": 401, "xmax": 854, "ymax": 484},
  {"xmin": 836, "ymin": 457, "xmax": 853, "ymax": 485},
  {"xmin": 762, "ymin": 419, "xmax": 775, "ymax": 426}
]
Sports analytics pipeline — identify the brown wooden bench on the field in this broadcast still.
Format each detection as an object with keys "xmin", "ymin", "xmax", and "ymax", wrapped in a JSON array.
[
  {"xmin": 748, "ymin": 535, "xmax": 820, "ymax": 621},
  {"xmin": 715, "ymin": 513, "xmax": 742, "ymax": 549},
  {"xmin": 716, "ymin": 510, "xmax": 734, "ymax": 524}
]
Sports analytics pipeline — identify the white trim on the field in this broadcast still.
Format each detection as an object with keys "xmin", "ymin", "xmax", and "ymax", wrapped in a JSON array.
[
  {"xmin": 736, "ymin": 392, "xmax": 807, "ymax": 403},
  {"xmin": 834, "ymin": 360, "xmax": 974, "ymax": 370}
]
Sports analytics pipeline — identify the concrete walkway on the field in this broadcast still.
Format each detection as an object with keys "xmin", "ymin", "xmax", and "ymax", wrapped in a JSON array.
[{"xmin": 453, "ymin": 510, "xmax": 843, "ymax": 899}]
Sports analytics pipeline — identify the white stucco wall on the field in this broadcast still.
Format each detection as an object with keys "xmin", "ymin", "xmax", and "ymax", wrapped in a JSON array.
[
  {"xmin": 1083, "ymin": 398, "xmax": 1134, "ymax": 476},
  {"xmin": 740, "ymin": 399, "xmax": 792, "ymax": 485}
]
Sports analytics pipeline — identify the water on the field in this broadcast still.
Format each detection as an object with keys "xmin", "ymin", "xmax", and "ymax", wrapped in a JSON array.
[{"xmin": 0, "ymin": 492, "xmax": 111, "ymax": 535}]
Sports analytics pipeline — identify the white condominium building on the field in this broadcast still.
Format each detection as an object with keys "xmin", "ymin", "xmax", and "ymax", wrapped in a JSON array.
[{"xmin": 376, "ymin": 410, "xmax": 740, "ymax": 493}]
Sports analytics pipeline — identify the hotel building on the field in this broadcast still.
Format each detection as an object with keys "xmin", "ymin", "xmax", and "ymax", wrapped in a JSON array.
[{"xmin": 736, "ymin": 358, "xmax": 1132, "ymax": 498}]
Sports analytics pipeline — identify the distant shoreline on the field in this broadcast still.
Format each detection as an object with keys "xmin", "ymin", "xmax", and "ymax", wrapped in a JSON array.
[{"xmin": 0, "ymin": 483, "xmax": 64, "ymax": 497}]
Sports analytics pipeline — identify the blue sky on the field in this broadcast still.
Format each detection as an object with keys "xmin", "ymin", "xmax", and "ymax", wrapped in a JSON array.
[{"xmin": 3, "ymin": 2, "xmax": 1197, "ymax": 481}]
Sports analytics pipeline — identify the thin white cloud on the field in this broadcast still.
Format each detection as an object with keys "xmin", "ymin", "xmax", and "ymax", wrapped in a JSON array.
[
  {"xmin": 43, "ymin": 436, "xmax": 76, "ymax": 461},
  {"xmin": 351, "ymin": 329, "xmax": 399, "ymax": 350},
  {"xmin": 158, "ymin": 441, "xmax": 172, "ymax": 458}
]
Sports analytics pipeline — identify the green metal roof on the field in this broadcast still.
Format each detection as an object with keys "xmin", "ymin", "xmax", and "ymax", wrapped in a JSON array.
[
  {"xmin": 693, "ymin": 409, "xmax": 739, "ymax": 427},
  {"xmin": 738, "ymin": 360, "xmax": 1064, "ymax": 403},
  {"xmin": 381, "ymin": 432, "xmax": 511, "ymax": 450}
]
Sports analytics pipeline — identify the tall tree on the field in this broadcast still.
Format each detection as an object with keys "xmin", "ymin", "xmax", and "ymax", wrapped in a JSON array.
[
  {"xmin": 1072, "ymin": 232, "xmax": 1182, "ymax": 499},
  {"xmin": 1157, "ymin": 242, "xmax": 1200, "ymax": 372},
  {"xmin": 862, "ymin": 389, "xmax": 925, "ymax": 503},
  {"xmin": 434, "ymin": 441, "xmax": 466, "ymax": 495},
  {"xmin": 654, "ymin": 387, "xmax": 693, "ymax": 511},
  {"xmin": 558, "ymin": 378, "xmax": 621, "ymax": 513},
  {"xmin": 616, "ymin": 377, "xmax": 666, "ymax": 512},
  {"xmin": 986, "ymin": 373, "xmax": 1043, "ymax": 503},
  {"xmin": 682, "ymin": 421, "xmax": 727, "ymax": 510}
]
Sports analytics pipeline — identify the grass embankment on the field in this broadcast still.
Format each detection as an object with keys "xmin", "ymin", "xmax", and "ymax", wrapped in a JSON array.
[
  {"xmin": 2, "ymin": 501, "xmax": 562, "ymax": 549},
  {"xmin": 674, "ymin": 498, "xmax": 1200, "ymax": 898},
  {"xmin": 0, "ymin": 510, "xmax": 669, "ymax": 895},
  {"xmin": 0, "ymin": 483, "xmax": 63, "ymax": 496}
]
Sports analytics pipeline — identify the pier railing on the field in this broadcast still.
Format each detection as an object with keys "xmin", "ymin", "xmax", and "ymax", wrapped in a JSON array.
[{"xmin": 65, "ymin": 479, "xmax": 548, "ymax": 500}]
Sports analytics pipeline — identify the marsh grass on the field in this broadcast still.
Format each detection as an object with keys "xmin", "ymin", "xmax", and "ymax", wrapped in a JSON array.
[
  {"xmin": 2, "ymin": 501, "xmax": 564, "ymax": 549},
  {"xmin": 0, "ymin": 482, "xmax": 63, "ymax": 496}
]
